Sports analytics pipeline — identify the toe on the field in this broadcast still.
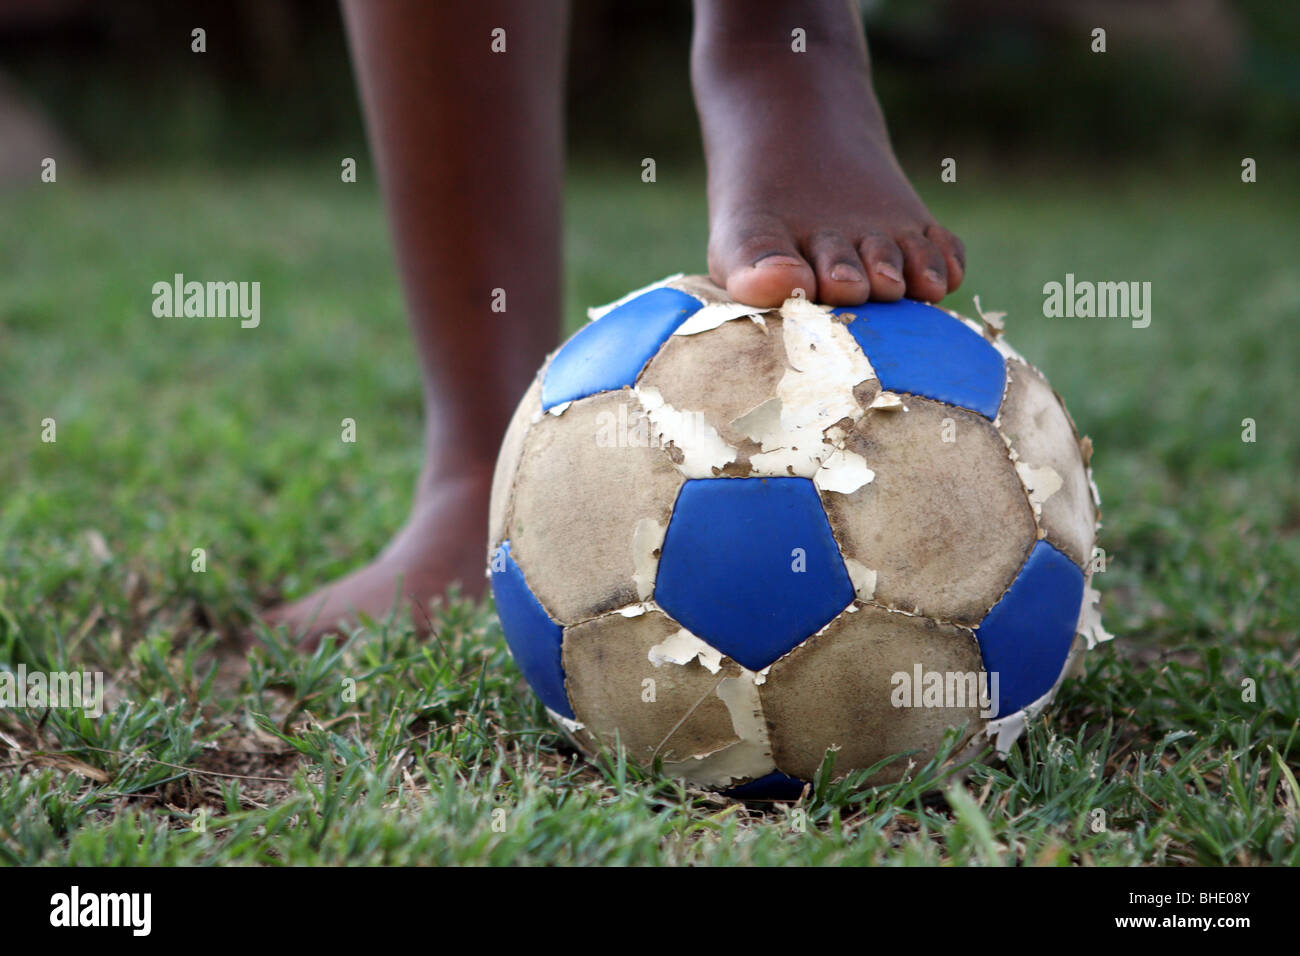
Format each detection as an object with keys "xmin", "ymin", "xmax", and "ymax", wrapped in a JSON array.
[
  {"xmin": 805, "ymin": 231, "xmax": 870, "ymax": 306},
  {"xmin": 924, "ymin": 224, "xmax": 966, "ymax": 292},
  {"xmin": 897, "ymin": 232, "xmax": 949, "ymax": 302},
  {"xmin": 858, "ymin": 233, "xmax": 906, "ymax": 302},
  {"xmin": 710, "ymin": 222, "xmax": 816, "ymax": 308}
]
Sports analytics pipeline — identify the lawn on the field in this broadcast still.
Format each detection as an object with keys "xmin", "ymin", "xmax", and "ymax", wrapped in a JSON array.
[{"xmin": 1, "ymin": 162, "xmax": 1297, "ymax": 864}]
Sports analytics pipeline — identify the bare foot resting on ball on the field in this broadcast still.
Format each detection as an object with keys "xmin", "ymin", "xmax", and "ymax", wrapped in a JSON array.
[
  {"xmin": 262, "ymin": 0, "xmax": 965, "ymax": 648},
  {"xmin": 693, "ymin": 0, "xmax": 965, "ymax": 308}
]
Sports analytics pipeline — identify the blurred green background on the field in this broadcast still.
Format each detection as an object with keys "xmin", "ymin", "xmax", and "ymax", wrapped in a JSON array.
[{"xmin": 1, "ymin": 0, "xmax": 1298, "ymax": 171}]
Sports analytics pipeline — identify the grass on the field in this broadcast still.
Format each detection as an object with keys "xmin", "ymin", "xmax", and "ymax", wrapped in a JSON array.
[{"xmin": 1, "ymin": 161, "xmax": 1298, "ymax": 865}]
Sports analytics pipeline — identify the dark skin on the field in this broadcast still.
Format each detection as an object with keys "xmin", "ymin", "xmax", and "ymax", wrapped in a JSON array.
[{"xmin": 265, "ymin": 0, "xmax": 964, "ymax": 645}]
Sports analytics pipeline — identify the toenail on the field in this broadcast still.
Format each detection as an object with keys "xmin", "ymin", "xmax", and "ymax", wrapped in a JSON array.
[
  {"xmin": 829, "ymin": 263, "xmax": 863, "ymax": 283},
  {"xmin": 754, "ymin": 255, "xmax": 805, "ymax": 270},
  {"xmin": 874, "ymin": 263, "xmax": 902, "ymax": 284}
]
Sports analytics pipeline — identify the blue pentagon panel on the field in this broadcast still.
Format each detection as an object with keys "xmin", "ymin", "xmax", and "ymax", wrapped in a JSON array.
[
  {"xmin": 541, "ymin": 286, "xmax": 703, "ymax": 410},
  {"xmin": 975, "ymin": 540, "xmax": 1084, "ymax": 719},
  {"xmin": 489, "ymin": 541, "xmax": 573, "ymax": 719},
  {"xmin": 655, "ymin": 477, "xmax": 854, "ymax": 672},
  {"xmin": 723, "ymin": 771, "xmax": 809, "ymax": 802},
  {"xmin": 838, "ymin": 299, "xmax": 1006, "ymax": 420}
]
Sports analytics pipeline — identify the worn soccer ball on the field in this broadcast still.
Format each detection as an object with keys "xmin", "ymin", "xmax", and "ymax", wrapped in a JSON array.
[{"xmin": 488, "ymin": 274, "xmax": 1109, "ymax": 798}]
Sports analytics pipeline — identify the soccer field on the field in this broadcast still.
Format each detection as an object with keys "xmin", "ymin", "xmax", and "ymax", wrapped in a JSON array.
[{"xmin": 1, "ymin": 164, "xmax": 1297, "ymax": 864}]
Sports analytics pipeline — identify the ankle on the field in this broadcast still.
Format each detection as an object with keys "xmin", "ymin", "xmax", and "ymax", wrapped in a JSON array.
[
  {"xmin": 692, "ymin": 0, "xmax": 867, "ymax": 68},
  {"xmin": 416, "ymin": 457, "xmax": 495, "ymax": 498}
]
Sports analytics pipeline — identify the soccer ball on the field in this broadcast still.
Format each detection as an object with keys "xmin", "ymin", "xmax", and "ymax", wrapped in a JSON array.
[{"xmin": 488, "ymin": 274, "xmax": 1109, "ymax": 798}]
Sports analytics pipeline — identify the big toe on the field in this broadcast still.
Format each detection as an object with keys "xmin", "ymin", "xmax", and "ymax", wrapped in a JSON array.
[{"xmin": 711, "ymin": 222, "xmax": 816, "ymax": 308}]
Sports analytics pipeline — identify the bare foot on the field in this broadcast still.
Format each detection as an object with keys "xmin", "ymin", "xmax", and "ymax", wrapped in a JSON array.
[
  {"xmin": 261, "ymin": 462, "xmax": 492, "ymax": 649},
  {"xmin": 692, "ymin": 0, "xmax": 965, "ymax": 308}
]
